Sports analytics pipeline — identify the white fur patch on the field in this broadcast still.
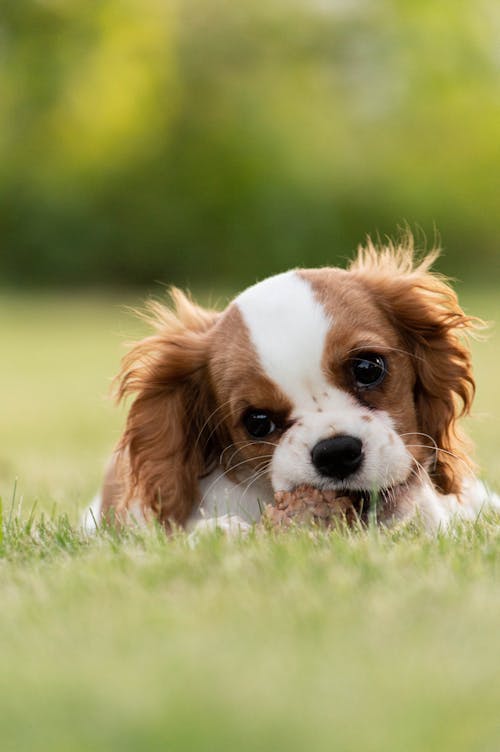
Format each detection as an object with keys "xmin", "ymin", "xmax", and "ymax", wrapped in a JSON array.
[
  {"xmin": 235, "ymin": 271, "xmax": 332, "ymax": 408},
  {"xmin": 393, "ymin": 477, "xmax": 500, "ymax": 532},
  {"xmin": 188, "ymin": 469, "xmax": 271, "ymax": 530}
]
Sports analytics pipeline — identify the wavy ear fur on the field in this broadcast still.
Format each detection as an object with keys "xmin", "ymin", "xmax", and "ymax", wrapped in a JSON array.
[
  {"xmin": 350, "ymin": 235, "xmax": 480, "ymax": 496},
  {"xmin": 114, "ymin": 289, "xmax": 220, "ymax": 527}
]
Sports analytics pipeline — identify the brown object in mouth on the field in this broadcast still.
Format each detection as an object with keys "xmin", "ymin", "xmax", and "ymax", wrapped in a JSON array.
[{"xmin": 262, "ymin": 485, "xmax": 358, "ymax": 529}]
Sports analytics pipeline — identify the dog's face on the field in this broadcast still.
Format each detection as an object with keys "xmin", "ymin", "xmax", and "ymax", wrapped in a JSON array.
[
  {"xmin": 210, "ymin": 268, "xmax": 421, "ymax": 504},
  {"xmin": 116, "ymin": 241, "xmax": 476, "ymax": 526}
]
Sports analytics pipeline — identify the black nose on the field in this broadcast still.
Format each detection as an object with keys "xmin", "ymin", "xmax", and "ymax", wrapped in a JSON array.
[{"xmin": 311, "ymin": 435, "xmax": 364, "ymax": 480}]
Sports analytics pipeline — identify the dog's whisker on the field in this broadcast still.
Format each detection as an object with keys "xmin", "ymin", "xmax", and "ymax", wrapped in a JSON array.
[
  {"xmin": 199, "ymin": 409, "xmax": 235, "ymax": 452},
  {"xmin": 403, "ymin": 434, "xmax": 440, "ymax": 472},
  {"xmin": 232, "ymin": 463, "xmax": 273, "ymax": 523},
  {"xmin": 409, "ymin": 457, "xmax": 431, "ymax": 483},
  {"xmin": 218, "ymin": 440, "xmax": 256, "ymax": 467},
  {"xmin": 400, "ymin": 431, "xmax": 439, "ymax": 450},
  {"xmin": 219, "ymin": 440, "xmax": 251, "ymax": 465},
  {"xmin": 194, "ymin": 399, "xmax": 233, "ymax": 442},
  {"xmin": 224, "ymin": 440, "xmax": 277, "ymax": 468},
  {"xmin": 194, "ymin": 399, "xmax": 234, "ymax": 449},
  {"xmin": 221, "ymin": 454, "xmax": 274, "ymax": 477},
  {"xmin": 405, "ymin": 444, "xmax": 474, "ymax": 475},
  {"xmin": 238, "ymin": 463, "xmax": 272, "ymax": 510}
]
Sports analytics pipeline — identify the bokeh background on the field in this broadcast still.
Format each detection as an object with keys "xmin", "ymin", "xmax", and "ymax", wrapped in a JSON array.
[
  {"xmin": 2, "ymin": 6, "xmax": 500, "ymax": 749},
  {"xmin": 0, "ymin": 0, "xmax": 499, "ymax": 509},
  {"xmin": 1, "ymin": 0, "xmax": 499, "ymax": 289}
]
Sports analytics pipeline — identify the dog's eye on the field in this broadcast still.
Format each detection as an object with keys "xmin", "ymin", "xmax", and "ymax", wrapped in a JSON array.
[
  {"xmin": 242, "ymin": 409, "xmax": 277, "ymax": 438},
  {"xmin": 350, "ymin": 352, "xmax": 387, "ymax": 389}
]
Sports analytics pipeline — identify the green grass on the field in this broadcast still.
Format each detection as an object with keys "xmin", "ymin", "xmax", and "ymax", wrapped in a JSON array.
[{"xmin": 0, "ymin": 289, "xmax": 499, "ymax": 752}]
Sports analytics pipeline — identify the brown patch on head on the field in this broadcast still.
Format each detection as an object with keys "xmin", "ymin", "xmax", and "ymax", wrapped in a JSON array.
[
  {"xmin": 299, "ymin": 233, "xmax": 479, "ymax": 495},
  {"xmin": 209, "ymin": 305, "xmax": 292, "ymax": 481},
  {"xmin": 347, "ymin": 236, "xmax": 478, "ymax": 494},
  {"xmin": 299, "ymin": 266, "xmax": 420, "ymax": 461}
]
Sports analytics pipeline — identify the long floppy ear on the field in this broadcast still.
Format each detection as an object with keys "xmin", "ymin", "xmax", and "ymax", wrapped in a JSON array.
[
  {"xmin": 114, "ymin": 289, "xmax": 221, "ymax": 527},
  {"xmin": 350, "ymin": 235, "xmax": 480, "ymax": 496}
]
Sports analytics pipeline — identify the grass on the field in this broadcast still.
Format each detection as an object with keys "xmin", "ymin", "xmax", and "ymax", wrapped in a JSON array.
[{"xmin": 0, "ymin": 288, "xmax": 499, "ymax": 751}]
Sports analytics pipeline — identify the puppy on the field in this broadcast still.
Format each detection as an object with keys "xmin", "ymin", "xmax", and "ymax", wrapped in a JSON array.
[{"xmin": 85, "ymin": 236, "xmax": 498, "ymax": 534}]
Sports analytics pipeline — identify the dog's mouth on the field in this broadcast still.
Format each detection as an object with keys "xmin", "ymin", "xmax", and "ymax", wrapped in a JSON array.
[
  {"xmin": 270, "ymin": 482, "xmax": 412, "ymax": 528},
  {"xmin": 348, "ymin": 489, "xmax": 376, "ymax": 522},
  {"xmin": 346, "ymin": 488, "xmax": 391, "ymax": 522},
  {"xmin": 341, "ymin": 482, "xmax": 409, "ymax": 520},
  {"xmin": 341, "ymin": 483, "xmax": 413, "ymax": 522}
]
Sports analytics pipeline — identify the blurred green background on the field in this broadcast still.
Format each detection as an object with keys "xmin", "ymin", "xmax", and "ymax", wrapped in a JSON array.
[{"xmin": 1, "ymin": 0, "xmax": 499, "ymax": 289}]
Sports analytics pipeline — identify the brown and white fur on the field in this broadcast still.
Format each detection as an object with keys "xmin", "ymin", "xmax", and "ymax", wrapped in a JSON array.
[{"xmin": 84, "ymin": 238, "xmax": 499, "ymax": 535}]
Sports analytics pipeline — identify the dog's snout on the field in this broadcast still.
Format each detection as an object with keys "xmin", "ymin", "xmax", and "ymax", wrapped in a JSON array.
[{"xmin": 311, "ymin": 435, "xmax": 364, "ymax": 480}]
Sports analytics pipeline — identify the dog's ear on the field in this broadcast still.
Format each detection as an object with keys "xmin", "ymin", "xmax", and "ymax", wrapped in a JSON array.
[
  {"xmin": 114, "ymin": 289, "xmax": 221, "ymax": 527},
  {"xmin": 351, "ymin": 237, "xmax": 479, "ymax": 495}
]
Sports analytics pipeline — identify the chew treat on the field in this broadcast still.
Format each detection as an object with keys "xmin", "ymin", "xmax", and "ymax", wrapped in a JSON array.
[{"xmin": 263, "ymin": 485, "xmax": 358, "ymax": 529}]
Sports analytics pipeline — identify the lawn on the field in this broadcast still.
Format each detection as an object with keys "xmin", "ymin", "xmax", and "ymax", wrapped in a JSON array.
[{"xmin": 0, "ymin": 288, "xmax": 499, "ymax": 752}]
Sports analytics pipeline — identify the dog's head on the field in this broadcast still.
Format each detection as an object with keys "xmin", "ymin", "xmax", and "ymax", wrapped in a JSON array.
[{"xmin": 116, "ymin": 237, "xmax": 477, "ymax": 526}]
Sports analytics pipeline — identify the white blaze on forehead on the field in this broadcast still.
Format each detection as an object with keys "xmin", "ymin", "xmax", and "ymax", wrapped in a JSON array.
[{"xmin": 235, "ymin": 271, "xmax": 332, "ymax": 405}]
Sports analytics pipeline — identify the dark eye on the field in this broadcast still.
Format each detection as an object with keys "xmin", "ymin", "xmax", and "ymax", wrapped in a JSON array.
[
  {"xmin": 350, "ymin": 352, "xmax": 387, "ymax": 389},
  {"xmin": 242, "ymin": 409, "xmax": 277, "ymax": 438}
]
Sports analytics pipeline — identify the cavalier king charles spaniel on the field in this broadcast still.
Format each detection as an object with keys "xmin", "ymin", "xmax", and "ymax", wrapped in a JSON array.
[{"xmin": 85, "ymin": 237, "xmax": 498, "ymax": 534}]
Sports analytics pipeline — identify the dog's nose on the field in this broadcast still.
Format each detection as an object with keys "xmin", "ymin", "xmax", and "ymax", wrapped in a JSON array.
[{"xmin": 311, "ymin": 435, "xmax": 364, "ymax": 480}]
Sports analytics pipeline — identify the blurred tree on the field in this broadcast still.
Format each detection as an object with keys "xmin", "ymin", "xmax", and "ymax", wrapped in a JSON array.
[{"xmin": 0, "ymin": 0, "xmax": 498, "ymax": 287}]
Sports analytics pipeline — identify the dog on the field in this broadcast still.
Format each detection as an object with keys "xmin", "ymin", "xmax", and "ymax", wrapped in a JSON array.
[{"xmin": 85, "ymin": 236, "xmax": 498, "ymax": 534}]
